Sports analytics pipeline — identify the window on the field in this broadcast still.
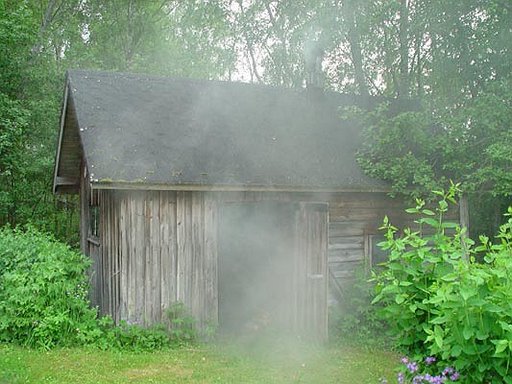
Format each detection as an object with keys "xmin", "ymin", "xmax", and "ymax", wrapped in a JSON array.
[{"xmin": 366, "ymin": 234, "xmax": 388, "ymax": 268}]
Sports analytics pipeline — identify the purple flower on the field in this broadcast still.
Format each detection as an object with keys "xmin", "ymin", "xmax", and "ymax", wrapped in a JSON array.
[
  {"xmin": 449, "ymin": 372, "xmax": 460, "ymax": 381},
  {"xmin": 401, "ymin": 356, "xmax": 410, "ymax": 364},
  {"xmin": 407, "ymin": 361, "xmax": 419, "ymax": 373},
  {"xmin": 412, "ymin": 375, "xmax": 425, "ymax": 384},
  {"xmin": 397, "ymin": 372, "xmax": 405, "ymax": 384},
  {"xmin": 427, "ymin": 375, "xmax": 445, "ymax": 384},
  {"xmin": 442, "ymin": 366, "xmax": 454, "ymax": 376},
  {"xmin": 425, "ymin": 356, "xmax": 436, "ymax": 365}
]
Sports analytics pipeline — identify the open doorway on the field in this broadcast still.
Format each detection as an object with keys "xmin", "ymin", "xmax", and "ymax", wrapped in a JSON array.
[{"xmin": 218, "ymin": 201, "xmax": 295, "ymax": 334}]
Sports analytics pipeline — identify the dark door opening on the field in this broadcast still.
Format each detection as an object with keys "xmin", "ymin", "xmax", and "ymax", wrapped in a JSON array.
[{"xmin": 218, "ymin": 201, "xmax": 295, "ymax": 334}]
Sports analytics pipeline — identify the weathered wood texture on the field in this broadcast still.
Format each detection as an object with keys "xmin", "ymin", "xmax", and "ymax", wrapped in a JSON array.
[
  {"xmin": 327, "ymin": 193, "xmax": 460, "ymax": 289},
  {"xmin": 80, "ymin": 163, "xmax": 102, "ymax": 311},
  {"xmin": 54, "ymin": 92, "xmax": 81, "ymax": 193},
  {"xmin": 328, "ymin": 193, "xmax": 407, "ymax": 286},
  {"xmin": 87, "ymin": 190, "xmax": 218, "ymax": 328},
  {"xmin": 81, "ymin": 188, "xmax": 460, "ymax": 337},
  {"xmin": 294, "ymin": 203, "xmax": 328, "ymax": 342}
]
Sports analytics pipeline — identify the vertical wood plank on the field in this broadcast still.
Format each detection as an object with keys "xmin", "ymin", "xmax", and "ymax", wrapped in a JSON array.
[
  {"xmin": 294, "ymin": 202, "xmax": 328, "ymax": 342},
  {"xmin": 100, "ymin": 190, "xmax": 109, "ymax": 316},
  {"xmin": 191, "ymin": 192, "xmax": 204, "ymax": 325},
  {"xmin": 159, "ymin": 191, "xmax": 171, "ymax": 317},
  {"xmin": 176, "ymin": 191, "xmax": 185, "ymax": 304},
  {"xmin": 151, "ymin": 191, "xmax": 162, "ymax": 323},
  {"xmin": 119, "ymin": 192, "xmax": 128, "ymax": 322},
  {"xmin": 204, "ymin": 193, "xmax": 218, "ymax": 328},
  {"xmin": 126, "ymin": 195, "xmax": 136, "ymax": 322},
  {"xmin": 144, "ymin": 193, "xmax": 152, "ymax": 324},
  {"xmin": 136, "ymin": 192, "xmax": 146, "ymax": 324},
  {"xmin": 162, "ymin": 191, "xmax": 178, "ymax": 314}
]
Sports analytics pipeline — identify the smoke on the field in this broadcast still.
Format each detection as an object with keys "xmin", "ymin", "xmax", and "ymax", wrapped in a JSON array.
[{"xmin": 218, "ymin": 201, "xmax": 295, "ymax": 337}]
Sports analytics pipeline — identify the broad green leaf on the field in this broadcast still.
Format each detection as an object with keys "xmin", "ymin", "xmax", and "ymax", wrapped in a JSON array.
[
  {"xmin": 463, "ymin": 326, "xmax": 474, "ymax": 340},
  {"xmin": 493, "ymin": 340, "xmax": 508, "ymax": 355},
  {"xmin": 451, "ymin": 344, "xmax": 462, "ymax": 357}
]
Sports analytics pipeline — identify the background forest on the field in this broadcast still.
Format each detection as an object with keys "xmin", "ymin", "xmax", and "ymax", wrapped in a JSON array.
[{"xmin": 0, "ymin": 0, "xmax": 511, "ymax": 244}]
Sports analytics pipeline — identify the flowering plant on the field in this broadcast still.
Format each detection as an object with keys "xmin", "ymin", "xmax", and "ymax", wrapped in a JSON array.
[
  {"xmin": 372, "ymin": 186, "xmax": 512, "ymax": 382},
  {"xmin": 397, "ymin": 356, "xmax": 460, "ymax": 383},
  {"xmin": 380, "ymin": 356, "xmax": 460, "ymax": 384}
]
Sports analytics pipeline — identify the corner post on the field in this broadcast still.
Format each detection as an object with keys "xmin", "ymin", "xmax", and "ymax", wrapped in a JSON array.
[{"xmin": 459, "ymin": 194, "xmax": 470, "ymax": 262}]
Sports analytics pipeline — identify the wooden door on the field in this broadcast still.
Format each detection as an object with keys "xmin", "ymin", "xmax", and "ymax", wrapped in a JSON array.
[{"xmin": 294, "ymin": 202, "xmax": 329, "ymax": 342}]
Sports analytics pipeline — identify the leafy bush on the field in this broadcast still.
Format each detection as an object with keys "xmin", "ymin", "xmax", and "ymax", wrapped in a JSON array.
[
  {"xmin": 0, "ymin": 226, "xmax": 98, "ymax": 348},
  {"xmin": 165, "ymin": 301, "xmax": 199, "ymax": 343},
  {"xmin": 87, "ymin": 317, "xmax": 172, "ymax": 351},
  {"xmin": 0, "ymin": 226, "xmax": 202, "ymax": 350},
  {"xmin": 372, "ymin": 186, "xmax": 512, "ymax": 383}
]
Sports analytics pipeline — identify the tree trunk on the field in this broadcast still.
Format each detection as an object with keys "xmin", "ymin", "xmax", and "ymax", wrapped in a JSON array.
[
  {"xmin": 398, "ymin": 0, "xmax": 410, "ymax": 98},
  {"xmin": 345, "ymin": 0, "xmax": 368, "ymax": 96},
  {"xmin": 30, "ymin": 0, "xmax": 60, "ymax": 57}
]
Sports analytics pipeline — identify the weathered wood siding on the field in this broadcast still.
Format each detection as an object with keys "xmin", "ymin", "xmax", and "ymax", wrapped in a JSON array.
[
  {"xmin": 327, "ymin": 192, "xmax": 460, "ymax": 290},
  {"xmin": 87, "ymin": 190, "xmax": 217, "ymax": 328},
  {"xmin": 328, "ymin": 193, "xmax": 408, "ymax": 286},
  {"xmin": 294, "ymin": 202, "xmax": 328, "ymax": 341},
  {"xmin": 81, "ymin": 187, "xmax": 460, "ymax": 335}
]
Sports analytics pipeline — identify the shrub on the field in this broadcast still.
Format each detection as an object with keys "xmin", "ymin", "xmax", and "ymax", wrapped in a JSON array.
[
  {"xmin": 165, "ymin": 301, "xmax": 199, "ymax": 343},
  {"xmin": 0, "ymin": 226, "xmax": 202, "ymax": 350},
  {"xmin": 372, "ymin": 185, "xmax": 512, "ymax": 383},
  {"xmin": 0, "ymin": 226, "xmax": 98, "ymax": 349},
  {"xmin": 89, "ymin": 317, "xmax": 172, "ymax": 351}
]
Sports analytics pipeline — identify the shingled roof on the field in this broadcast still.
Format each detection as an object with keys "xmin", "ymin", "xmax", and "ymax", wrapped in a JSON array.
[{"xmin": 53, "ymin": 70, "xmax": 388, "ymax": 193}]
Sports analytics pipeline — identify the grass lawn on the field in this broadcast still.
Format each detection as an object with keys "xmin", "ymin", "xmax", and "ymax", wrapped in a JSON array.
[{"xmin": 0, "ymin": 336, "xmax": 398, "ymax": 384}]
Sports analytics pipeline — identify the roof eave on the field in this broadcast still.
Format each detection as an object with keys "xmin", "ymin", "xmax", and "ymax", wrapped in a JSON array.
[
  {"xmin": 90, "ymin": 181, "xmax": 392, "ymax": 194},
  {"xmin": 52, "ymin": 80, "xmax": 70, "ymax": 194}
]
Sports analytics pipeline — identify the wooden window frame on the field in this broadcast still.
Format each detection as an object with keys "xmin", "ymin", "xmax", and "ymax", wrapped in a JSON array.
[{"xmin": 364, "ymin": 232, "xmax": 388, "ymax": 269}]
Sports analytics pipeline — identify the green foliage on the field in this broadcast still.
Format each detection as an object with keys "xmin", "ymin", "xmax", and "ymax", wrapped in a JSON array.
[
  {"xmin": 0, "ymin": 226, "xmax": 203, "ymax": 351},
  {"xmin": 358, "ymin": 76, "xmax": 512, "ymax": 199},
  {"xmin": 165, "ymin": 302, "xmax": 199, "ymax": 343},
  {"xmin": 0, "ymin": 225, "xmax": 98, "ymax": 349},
  {"xmin": 1, "ymin": 0, "xmax": 510, "ymax": 241},
  {"xmin": 372, "ymin": 186, "xmax": 512, "ymax": 383},
  {"xmin": 87, "ymin": 317, "xmax": 172, "ymax": 352},
  {"xmin": 75, "ymin": 304, "xmax": 202, "ymax": 351},
  {"xmin": 357, "ymin": 105, "xmax": 440, "ymax": 197}
]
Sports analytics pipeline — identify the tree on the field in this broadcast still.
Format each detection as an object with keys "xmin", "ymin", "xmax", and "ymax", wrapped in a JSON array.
[
  {"xmin": 1, "ymin": 0, "xmax": 510, "ymax": 241},
  {"xmin": 0, "ymin": 0, "xmax": 237, "ymax": 243}
]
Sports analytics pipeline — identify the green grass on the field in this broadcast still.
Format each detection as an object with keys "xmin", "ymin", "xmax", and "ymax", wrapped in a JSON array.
[{"xmin": 0, "ymin": 339, "xmax": 398, "ymax": 384}]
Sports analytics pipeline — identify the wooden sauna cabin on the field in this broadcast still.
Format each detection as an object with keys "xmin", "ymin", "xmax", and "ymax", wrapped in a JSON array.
[{"xmin": 52, "ymin": 70, "xmax": 456, "ymax": 341}]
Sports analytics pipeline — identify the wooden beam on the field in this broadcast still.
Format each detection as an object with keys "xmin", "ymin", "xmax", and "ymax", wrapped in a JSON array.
[
  {"xmin": 53, "ymin": 83, "xmax": 69, "ymax": 194},
  {"xmin": 91, "ymin": 181, "xmax": 392, "ymax": 194},
  {"xmin": 459, "ymin": 194, "xmax": 470, "ymax": 262},
  {"xmin": 55, "ymin": 176, "xmax": 79, "ymax": 186}
]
